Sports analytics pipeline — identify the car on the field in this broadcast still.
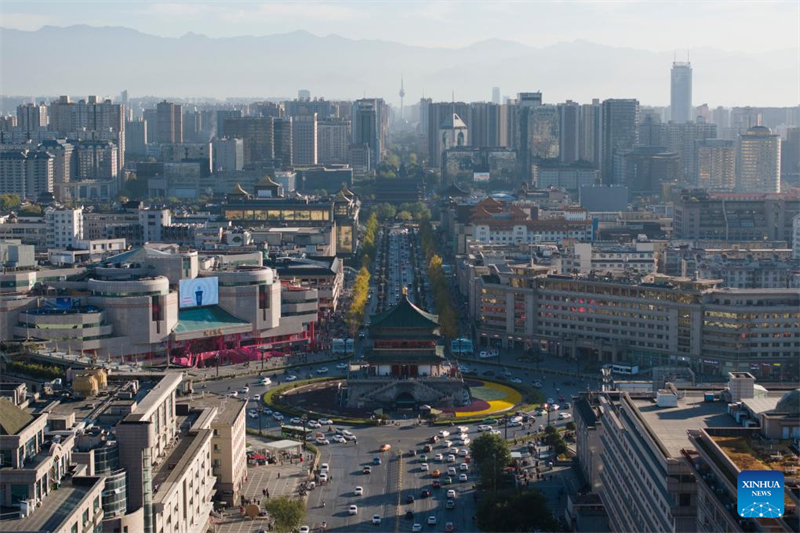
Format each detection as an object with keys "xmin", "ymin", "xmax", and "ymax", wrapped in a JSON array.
[
  {"xmin": 459, "ymin": 463, "xmax": 469, "ymax": 471},
  {"xmin": 300, "ymin": 527, "xmax": 310, "ymax": 533},
  {"xmin": 319, "ymin": 473, "xmax": 328, "ymax": 483},
  {"xmin": 547, "ymin": 398, "xmax": 555, "ymax": 404},
  {"xmin": 247, "ymin": 409, "xmax": 258, "ymax": 418},
  {"xmin": 240, "ymin": 386, "xmax": 249, "ymax": 394},
  {"xmin": 427, "ymin": 516, "xmax": 437, "ymax": 526},
  {"xmin": 429, "ymin": 435, "xmax": 439, "ymax": 444},
  {"xmin": 285, "ymin": 375, "xmax": 298, "ymax": 382},
  {"xmin": 533, "ymin": 381, "xmax": 542, "ymax": 388},
  {"xmin": 442, "ymin": 440, "xmax": 452, "ymax": 448},
  {"xmin": 423, "ymin": 444, "xmax": 433, "ymax": 452},
  {"xmin": 318, "ymin": 418, "xmax": 333, "ymax": 425},
  {"xmin": 420, "ymin": 489, "xmax": 431, "ymax": 498},
  {"xmin": 336, "ymin": 362, "xmax": 349, "ymax": 369},
  {"xmin": 379, "ymin": 444, "xmax": 392, "ymax": 452},
  {"xmin": 320, "ymin": 463, "xmax": 330, "ymax": 473},
  {"xmin": 228, "ymin": 391, "xmax": 238, "ymax": 398},
  {"xmin": 343, "ymin": 433, "xmax": 356, "ymax": 441},
  {"xmin": 273, "ymin": 412, "xmax": 284, "ymax": 420},
  {"xmin": 431, "ymin": 469, "xmax": 440, "ymax": 478},
  {"xmin": 408, "ymin": 449, "xmax": 417, "ymax": 457},
  {"xmin": 315, "ymin": 437, "xmax": 329, "ymax": 445},
  {"xmin": 434, "ymin": 454, "xmax": 443, "ymax": 462},
  {"xmin": 447, "ymin": 454, "xmax": 457, "ymax": 463},
  {"xmin": 307, "ymin": 420, "xmax": 321, "ymax": 429},
  {"xmin": 406, "ymin": 494, "xmax": 415, "ymax": 504},
  {"xmin": 263, "ymin": 408, "xmax": 273, "ymax": 415},
  {"xmin": 260, "ymin": 378, "xmax": 272, "ymax": 386},
  {"xmin": 490, "ymin": 430, "xmax": 501, "ymax": 436},
  {"xmin": 363, "ymin": 466, "xmax": 372, "ymax": 474},
  {"xmin": 316, "ymin": 367, "xmax": 329, "ymax": 374},
  {"xmin": 447, "ymin": 467, "xmax": 457, "ymax": 476},
  {"xmin": 290, "ymin": 417, "xmax": 302, "ymax": 424},
  {"xmin": 373, "ymin": 456, "xmax": 382, "ymax": 465},
  {"xmin": 445, "ymin": 522, "xmax": 455, "ymax": 532},
  {"xmin": 419, "ymin": 455, "xmax": 428, "ymax": 463},
  {"xmin": 458, "ymin": 449, "xmax": 468, "ymax": 457},
  {"xmin": 483, "ymin": 417, "xmax": 498, "ymax": 425},
  {"xmin": 457, "ymin": 426, "xmax": 470, "ymax": 433},
  {"xmin": 446, "ymin": 489, "xmax": 456, "ymax": 499},
  {"xmin": 445, "ymin": 499, "xmax": 455, "ymax": 509},
  {"xmin": 448, "ymin": 447, "xmax": 459, "ymax": 455},
  {"xmin": 438, "ymin": 430, "xmax": 450, "ymax": 438},
  {"xmin": 443, "ymin": 476, "xmax": 453, "ymax": 485},
  {"xmin": 552, "ymin": 404, "xmax": 561, "ymax": 411},
  {"xmin": 354, "ymin": 485, "xmax": 364, "ymax": 496},
  {"xmin": 252, "ymin": 394, "xmax": 262, "ymax": 401},
  {"xmin": 558, "ymin": 394, "xmax": 566, "ymax": 402},
  {"xmin": 420, "ymin": 463, "xmax": 429, "ymax": 471},
  {"xmin": 509, "ymin": 420, "xmax": 522, "ymax": 427},
  {"xmin": 459, "ymin": 473, "xmax": 468, "ymax": 482},
  {"xmin": 349, "ymin": 505, "xmax": 358, "ymax": 515},
  {"xmin": 456, "ymin": 438, "xmax": 471, "ymax": 446},
  {"xmin": 563, "ymin": 402, "xmax": 572, "ymax": 410},
  {"xmin": 372, "ymin": 514, "xmax": 382, "ymax": 525},
  {"xmin": 558, "ymin": 413, "xmax": 572, "ymax": 420},
  {"xmin": 477, "ymin": 425, "xmax": 491, "ymax": 432},
  {"xmin": 479, "ymin": 351, "xmax": 488, "ymax": 358},
  {"xmin": 510, "ymin": 377, "xmax": 523, "ymax": 384},
  {"xmin": 332, "ymin": 434, "xmax": 346, "ymax": 443},
  {"xmin": 413, "ymin": 524, "xmax": 423, "ymax": 532},
  {"xmin": 432, "ymin": 480, "xmax": 441, "ymax": 489}
]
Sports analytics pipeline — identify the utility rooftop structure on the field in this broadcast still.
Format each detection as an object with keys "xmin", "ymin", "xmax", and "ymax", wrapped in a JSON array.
[{"xmin": 345, "ymin": 292, "xmax": 466, "ymax": 410}]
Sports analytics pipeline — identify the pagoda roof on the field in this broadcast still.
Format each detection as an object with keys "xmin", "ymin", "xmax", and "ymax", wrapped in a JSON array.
[
  {"xmin": 440, "ymin": 183, "xmax": 468, "ymax": 197},
  {"xmin": 369, "ymin": 294, "xmax": 439, "ymax": 330},
  {"xmin": 364, "ymin": 345, "xmax": 445, "ymax": 364},
  {"xmin": 229, "ymin": 183, "xmax": 251, "ymax": 197}
]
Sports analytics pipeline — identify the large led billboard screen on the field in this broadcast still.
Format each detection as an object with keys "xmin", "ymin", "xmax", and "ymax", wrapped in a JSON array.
[{"xmin": 179, "ymin": 277, "xmax": 219, "ymax": 308}]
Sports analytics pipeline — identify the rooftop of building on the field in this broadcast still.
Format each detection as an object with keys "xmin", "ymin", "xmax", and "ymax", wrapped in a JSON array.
[
  {"xmin": 0, "ymin": 398, "xmax": 34, "ymax": 435},
  {"xmin": 710, "ymin": 433, "xmax": 799, "ymax": 479},
  {"xmin": 629, "ymin": 393, "xmax": 734, "ymax": 457},
  {"xmin": 369, "ymin": 293, "xmax": 439, "ymax": 331},
  {"xmin": 178, "ymin": 394, "xmax": 245, "ymax": 427},
  {"xmin": 0, "ymin": 475, "xmax": 103, "ymax": 532},
  {"xmin": 173, "ymin": 305, "xmax": 250, "ymax": 334},
  {"xmin": 152, "ymin": 413, "xmax": 213, "ymax": 502}
]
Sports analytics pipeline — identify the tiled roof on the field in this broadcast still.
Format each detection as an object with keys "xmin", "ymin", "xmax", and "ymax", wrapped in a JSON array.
[{"xmin": 0, "ymin": 397, "xmax": 34, "ymax": 435}]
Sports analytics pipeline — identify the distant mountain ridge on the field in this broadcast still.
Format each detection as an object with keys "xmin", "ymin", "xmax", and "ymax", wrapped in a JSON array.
[{"xmin": 1, "ymin": 25, "xmax": 797, "ymax": 107}]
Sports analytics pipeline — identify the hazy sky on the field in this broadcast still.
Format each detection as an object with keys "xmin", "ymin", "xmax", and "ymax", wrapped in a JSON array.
[{"xmin": 2, "ymin": 0, "xmax": 798, "ymax": 53}]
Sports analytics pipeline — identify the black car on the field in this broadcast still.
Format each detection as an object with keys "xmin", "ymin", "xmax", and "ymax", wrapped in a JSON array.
[
  {"xmin": 405, "ymin": 510, "xmax": 414, "ymax": 520},
  {"xmin": 408, "ymin": 450, "xmax": 417, "ymax": 457},
  {"xmin": 406, "ymin": 495, "xmax": 415, "ymax": 504},
  {"xmin": 421, "ymin": 489, "xmax": 431, "ymax": 498}
]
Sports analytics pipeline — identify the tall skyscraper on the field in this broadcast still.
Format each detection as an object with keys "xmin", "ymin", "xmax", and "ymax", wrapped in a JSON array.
[
  {"xmin": 298, "ymin": 89, "xmax": 311, "ymax": 100},
  {"xmin": 601, "ymin": 99, "xmax": 639, "ymax": 183},
  {"xmin": 670, "ymin": 60, "xmax": 692, "ymax": 124},
  {"xmin": 737, "ymin": 126, "xmax": 781, "ymax": 193},
  {"xmin": 352, "ymin": 98, "xmax": 388, "ymax": 166},
  {"xmin": 273, "ymin": 118, "xmax": 292, "ymax": 169},
  {"xmin": 211, "ymin": 138, "xmax": 244, "ymax": 171},
  {"xmin": 216, "ymin": 109, "xmax": 242, "ymax": 138},
  {"xmin": 318, "ymin": 118, "xmax": 351, "ymax": 165},
  {"xmin": 126, "ymin": 120, "xmax": 148, "ymax": 156},
  {"xmin": 696, "ymin": 139, "xmax": 736, "ymax": 191},
  {"xmin": 399, "ymin": 75, "xmax": 406, "ymax": 121},
  {"xmin": 492, "ymin": 87, "xmax": 501, "ymax": 105},
  {"xmin": 427, "ymin": 101, "xmax": 471, "ymax": 166},
  {"xmin": 155, "ymin": 101, "xmax": 183, "ymax": 144},
  {"xmin": 291, "ymin": 113, "xmax": 318, "ymax": 166},
  {"xmin": 469, "ymin": 103, "xmax": 509, "ymax": 148},
  {"xmin": 558, "ymin": 100, "xmax": 581, "ymax": 164},
  {"xmin": 16, "ymin": 103, "xmax": 48, "ymax": 134},
  {"xmin": 223, "ymin": 117, "xmax": 274, "ymax": 166},
  {"xmin": 40, "ymin": 139, "xmax": 74, "ymax": 202},
  {"xmin": 579, "ymin": 99, "xmax": 602, "ymax": 167},
  {"xmin": 0, "ymin": 150, "xmax": 53, "ymax": 199},
  {"xmin": 782, "ymin": 127, "xmax": 800, "ymax": 177}
]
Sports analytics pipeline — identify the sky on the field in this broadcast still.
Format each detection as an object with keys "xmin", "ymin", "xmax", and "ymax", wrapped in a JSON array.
[{"xmin": 2, "ymin": 0, "xmax": 799, "ymax": 53}]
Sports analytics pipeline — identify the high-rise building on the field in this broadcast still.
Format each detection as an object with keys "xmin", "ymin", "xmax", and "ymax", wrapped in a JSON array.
[
  {"xmin": 318, "ymin": 118, "xmax": 350, "ymax": 165},
  {"xmin": 469, "ymin": 103, "xmax": 509, "ymax": 148},
  {"xmin": 711, "ymin": 106, "xmax": 730, "ymax": 130},
  {"xmin": 155, "ymin": 101, "xmax": 183, "ymax": 144},
  {"xmin": 696, "ymin": 139, "xmax": 736, "ymax": 191},
  {"xmin": 74, "ymin": 140, "xmax": 119, "ymax": 180},
  {"xmin": 125, "ymin": 119, "xmax": 147, "ymax": 156},
  {"xmin": 737, "ymin": 125, "xmax": 781, "ymax": 193},
  {"xmin": 579, "ymin": 99, "xmax": 602, "ymax": 167},
  {"xmin": 352, "ymin": 98, "xmax": 388, "ymax": 167},
  {"xmin": 558, "ymin": 100, "xmax": 581, "ymax": 164},
  {"xmin": 212, "ymin": 138, "xmax": 244, "ymax": 171},
  {"xmin": 285, "ymin": 99, "xmax": 334, "ymax": 119},
  {"xmin": 46, "ymin": 207, "xmax": 83, "ymax": 248},
  {"xmin": 291, "ymin": 113, "xmax": 318, "ymax": 166},
  {"xmin": 16, "ymin": 102, "xmax": 48, "ymax": 134},
  {"xmin": 223, "ymin": 117, "xmax": 274, "ymax": 165},
  {"xmin": 492, "ymin": 87, "xmax": 501, "ymax": 105},
  {"xmin": 298, "ymin": 89, "xmax": 311, "ymax": 100},
  {"xmin": 670, "ymin": 61, "xmax": 692, "ymax": 124},
  {"xmin": 614, "ymin": 146, "xmax": 680, "ymax": 196},
  {"xmin": 639, "ymin": 119, "xmax": 717, "ymax": 182},
  {"xmin": 601, "ymin": 99, "xmax": 639, "ymax": 183},
  {"xmin": 0, "ymin": 150, "xmax": 54, "ymax": 199},
  {"xmin": 182, "ymin": 108, "xmax": 204, "ymax": 142},
  {"xmin": 273, "ymin": 117, "xmax": 292, "ymax": 169},
  {"xmin": 40, "ymin": 139, "xmax": 74, "ymax": 202},
  {"xmin": 782, "ymin": 127, "xmax": 800, "ymax": 177},
  {"xmin": 216, "ymin": 109, "xmax": 241, "ymax": 138}
]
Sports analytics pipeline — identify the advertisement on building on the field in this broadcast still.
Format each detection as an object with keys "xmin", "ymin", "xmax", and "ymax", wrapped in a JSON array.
[
  {"xmin": 473, "ymin": 171, "xmax": 490, "ymax": 182},
  {"xmin": 179, "ymin": 277, "xmax": 219, "ymax": 308}
]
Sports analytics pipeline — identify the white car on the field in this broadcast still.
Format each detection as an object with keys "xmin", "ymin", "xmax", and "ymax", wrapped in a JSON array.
[
  {"xmin": 290, "ymin": 417, "xmax": 302, "ymax": 424},
  {"xmin": 490, "ymin": 430, "xmax": 501, "ymax": 436},
  {"xmin": 477, "ymin": 425, "xmax": 491, "ymax": 432},
  {"xmin": 533, "ymin": 381, "xmax": 542, "ymax": 388},
  {"xmin": 354, "ymin": 486, "xmax": 363, "ymax": 496},
  {"xmin": 420, "ymin": 463, "xmax": 429, "ymax": 471},
  {"xmin": 316, "ymin": 367, "xmax": 329, "ymax": 374},
  {"xmin": 447, "ymin": 454, "xmax": 456, "ymax": 463},
  {"xmin": 240, "ymin": 386, "xmax": 249, "ymax": 394},
  {"xmin": 318, "ymin": 418, "xmax": 333, "ymax": 425},
  {"xmin": 412, "ymin": 524, "xmax": 423, "ymax": 532},
  {"xmin": 459, "ymin": 463, "xmax": 469, "ymax": 471},
  {"xmin": 307, "ymin": 421, "xmax": 321, "ymax": 429},
  {"xmin": 427, "ymin": 516, "xmax": 437, "ymax": 526},
  {"xmin": 438, "ymin": 430, "xmax": 450, "ymax": 438},
  {"xmin": 263, "ymin": 408, "xmax": 273, "ymax": 415},
  {"xmin": 320, "ymin": 463, "xmax": 330, "ymax": 473},
  {"xmin": 510, "ymin": 377, "xmax": 523, "ymax": 384},
  {"xmin": 372, "ymin": 515, "xmax": 382, "ymax": 525},
  {"xmin": 300, "ymin": 527, "xmax": 310, "ymax": 533},
  {"xmin": 447, "ymin": 489, "xmax": 456, "ymax": 499},
  {"xmin": 273, "ymin": 412, "xmax": 284, "ymax": 420},
  {"xmin": 285, "ymin": 375, "xmax": 298, "ymax": 382},
  {"xmin": 459, "ymin": 473, "xmax": 468, "ymax": 482},
  {"xmin": 336, "ymin": 362, "xmax": 349, "ymax": 369},
  {"xmin": 458, "ymin": 449, "xmax": 468, "ymax": 457},
  {"xmin": 319, "ymin": 473, "xmax": 328, "ymax": 483},
  {"xmin": 558, "ymin": 413, "xmax": 572, "ymax": 420},
  {"xmin": 442, "ymin": 440, "xmax": 452, "ymax": 448},
  {"xmin": 434, "ymin": 454, "xmax": 444, "ymax": 462},
  {"xmin": 252, "ymin": 394, "xmax": 262, "ymax": 401},
  {"xmin": 343, "ymin": 433, "xmax": 356, "ymax": 441},
  {"xmin": 332, "ymin": 435, "xmax": 346, "ymax": 443},
  {"xmin": 261, "ymin": 377, "xmax": 272, "ymax": 386},
  {"xmin": 228, "ymin": 391, "xmax": 238, "ymax": 398},
  {"xmin": 315, "ymin": 437, "xmax": 330, "ymax": 445},
  {"xmin": 457, "ymin": 426, "xmax": 470, "ymax": 433},
  {"xmin": 349, "ymin": 505, "xmax": 358, "ymax": 515}
]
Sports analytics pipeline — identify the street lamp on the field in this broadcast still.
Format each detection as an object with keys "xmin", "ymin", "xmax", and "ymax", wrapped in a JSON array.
[{"xmin": 259, "ymin": 346, "xmax": 269, "ymax": 371}]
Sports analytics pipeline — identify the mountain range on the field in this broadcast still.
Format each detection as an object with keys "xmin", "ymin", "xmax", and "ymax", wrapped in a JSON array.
[{"xmin": 1, "ymin": 25, "xmax": 797, "ymax": 107}]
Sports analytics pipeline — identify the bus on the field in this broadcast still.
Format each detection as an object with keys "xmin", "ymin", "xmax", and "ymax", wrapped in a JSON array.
[
  {"xmin": 451, "ymin": 338, "xmax": 474, "ymax": 357},
  {"xmin": 604, "ymin": 363, "xmax": 639, "ymax": 375},
  {"xmin": 281, "ymin": 425, "xmax": 313, "ymax": 441}
]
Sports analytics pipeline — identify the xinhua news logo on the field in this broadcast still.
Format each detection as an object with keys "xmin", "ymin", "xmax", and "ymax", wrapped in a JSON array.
[{"xmin": 737, "ymin": 470, "xmax": 784, "ymax": 518}]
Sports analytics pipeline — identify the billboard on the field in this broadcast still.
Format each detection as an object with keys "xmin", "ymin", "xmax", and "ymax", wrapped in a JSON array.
[
  {"xmin": 179, "ymin": 277, "xmax": 219, "ymax": 308},
  {"xmin": 473, "ymin": 171, "xmax": 490, "ymax": 182}
]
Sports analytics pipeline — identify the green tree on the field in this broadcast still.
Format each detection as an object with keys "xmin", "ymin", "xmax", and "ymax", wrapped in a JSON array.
[
  {"xmin": 566, "ymin": 421, "xmax": 577, "ymax": 432},
  {"xmin": 476, "ymin": 490, "xmax": 558, "ymax": 532},
  {"xmin": 373, "ymin": 203, "xmax": 397, "ymax": 221},
  {"xmin": 397, "ymin": 211, "xmax": 413, "ymax": 221},
  {"xmin": 19, "ymin": 204, "xmax": 42, "ymax": 216},
  {"xmin": 0, "ymin": 194, "xmax": 21, "ymax": 212},
  {"xmin": 263, "ymin": 496, "xmax": 306, "ymax": 533},
  {"xmin": 469, "ymin": 433, "xmax": 512, "ymax": 492}
]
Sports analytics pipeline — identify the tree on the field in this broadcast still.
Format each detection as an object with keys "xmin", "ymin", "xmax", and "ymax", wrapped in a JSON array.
[
  {"xmin": 0, "ymin": 194, "xmax": 21, "ymax": 213},
  {"xmin": 263, "ymin": 496, "xmax": 306, "ymax": 532},
  {"xmin": 476, "ymin": 490, "xmax": 558, "ymax": 532},
  {"xmin": 397, "ymin": 211, "xmax": 413, "ymax": 221},
  {"xmin": 469, "ymin": 433, "xmax": 512, "ymax": 491},
  {"xmin": 373, "ymin": 203, "xmax": 397, "ymax": 221},
  {"xmin": 19, "ymin": 204, "xmax": 42, "ymax": 216},
  {"xmin": 566, "ymin": 421, "xmax": 577, "ymax": 432}
]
